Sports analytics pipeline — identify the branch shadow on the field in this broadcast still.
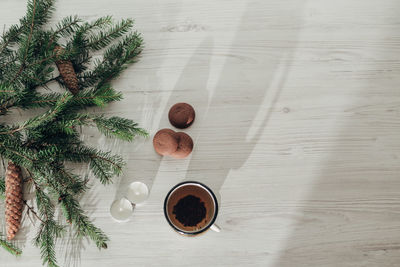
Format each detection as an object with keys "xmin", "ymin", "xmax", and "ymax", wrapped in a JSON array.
[
  {"xmin": 107, "ymin": 0, "xmax": 305, "ymax": 265},
  {"xmin": 161, "ymin": 1, "xmax": 305, "ymax": 229},
  {"xmin": 111, "ymin": 0, "xmax": 185, "ymax": 204}
]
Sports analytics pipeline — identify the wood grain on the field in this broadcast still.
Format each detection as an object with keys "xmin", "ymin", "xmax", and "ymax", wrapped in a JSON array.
[{"xmin": 1, "ymin": 0, "xmax": 400, "ymax": 266}]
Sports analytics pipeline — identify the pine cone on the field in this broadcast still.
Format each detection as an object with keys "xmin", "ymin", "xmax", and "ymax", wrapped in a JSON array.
[
  {"xmin": 54, "ymin": 46, "xmax": 79, "ymax": 95},
  {"xmin": 5, "ymin": 162, "xmax": 23, "ymax": 240}
]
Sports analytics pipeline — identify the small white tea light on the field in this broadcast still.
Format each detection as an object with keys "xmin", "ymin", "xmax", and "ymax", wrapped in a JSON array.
[
  {"xmin": 110, "ymin": 198, "xmax": 133, "ymax": 222},
  {"xmin": 126, "ymin": 182, "xmax": 149, "ymax": 205}
]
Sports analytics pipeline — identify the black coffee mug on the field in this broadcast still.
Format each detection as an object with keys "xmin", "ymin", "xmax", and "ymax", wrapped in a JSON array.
[{"xmin": 164, "ymin": 181, "xmax": 220, "ymax": 235}]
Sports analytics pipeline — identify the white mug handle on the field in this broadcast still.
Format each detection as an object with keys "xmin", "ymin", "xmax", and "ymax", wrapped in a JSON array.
[{"xmin": 210, "ymin": 224, "xmax": 221, "ymax": 232}]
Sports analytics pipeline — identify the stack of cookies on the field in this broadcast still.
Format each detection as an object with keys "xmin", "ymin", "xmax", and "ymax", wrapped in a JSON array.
[{"xmin": 153, "ymin": 103, "xmax": 195, "ymax": 159}]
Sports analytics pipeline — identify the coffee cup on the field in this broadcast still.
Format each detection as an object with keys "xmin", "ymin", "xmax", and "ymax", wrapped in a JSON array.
[{"xmin": 164, "ymin": 181, "xmax": 220, "ymax": 235}]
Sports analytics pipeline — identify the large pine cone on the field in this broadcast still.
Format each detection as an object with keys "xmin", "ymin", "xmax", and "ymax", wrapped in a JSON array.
[
  {"xmin": 54, "ymin": 46, "xmax": 79, "ymax": 95},
  {"xmin": 5, "ymin": 162, "xmax": 23, "ymax": 240}
]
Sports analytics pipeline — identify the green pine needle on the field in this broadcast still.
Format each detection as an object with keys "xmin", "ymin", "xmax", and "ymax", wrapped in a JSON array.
[
  {"xmin": 0, "ymin": 235, "xmax": 22, "ymax": 256},
  {"xmin": 87, "ymin": 19, "xmax": 134, "ymax": 51},
  {"xmin": 34, "ymin": 220, "xmax": 62, "ymax": 267},
  {"xmin": 74, "ymin": 84, "xmax": 123, "ymax": 107},
  {"xmin": 0, "ymin": 177, "xmax": 4, "ymax": 199},
  {"xmin": 53, "ymin": 15, "xmax": 82, "ymax": 38},
  {"xmin": 60, "ymin": 195, "xmax": 108, "ymax": 249},
  {"xmin": 60, "ymin": 146, "xmax": 124, "ymax": 184},
  {"xmin": 0, "ymin": 0, "xmax": 145, "ymax": 264},
  {"xmin": 21, "ymin": 0, "xmax": 55, "ymax": 33},
  {"xmin": 18, "ymin": 93, "xmax": 73, "ymax": 131},
  {"xmin": 93, "ymin": 115, "xmax": 148, "ymax": 141}
]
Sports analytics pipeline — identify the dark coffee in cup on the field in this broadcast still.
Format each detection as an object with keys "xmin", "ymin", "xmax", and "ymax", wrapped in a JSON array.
[
  {"xmin": 173, "ymin": 194, "xmax": 206, "ymax": 227},
  {"xmin": 164, "ymin": 181, "xmax": 218, "ymax": 235}
]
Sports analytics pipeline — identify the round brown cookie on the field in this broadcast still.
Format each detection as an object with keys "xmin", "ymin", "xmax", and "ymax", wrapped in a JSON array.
[
  {"xmin": 153, "ymin": 129, "xmax": 179, "ymax": 156},
  {"xmin": 171, "ymin": 132, "xmax": 194, "ymax": 159},
  {"xmin": 168, "ymin": 103, "xmax": 195, "ymax": 129}
]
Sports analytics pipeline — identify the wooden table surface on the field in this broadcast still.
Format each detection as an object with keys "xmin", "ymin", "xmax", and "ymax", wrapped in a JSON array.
[{"xmin": 1, "ymin": 0, "xmax": 400, "ymax": 266}]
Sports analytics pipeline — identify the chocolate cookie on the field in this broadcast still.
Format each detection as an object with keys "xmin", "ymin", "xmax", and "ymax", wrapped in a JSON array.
[
  {"xmin": 153, "ymin": 129, "xmax": 179, "ymax": 156},
  {"xmin": 168, "ymin": 103, "xmax": 195, "ymax": 129},
  {"xmin": 171, "ymin": 132, "xmax": 193, "ymax": 159}
]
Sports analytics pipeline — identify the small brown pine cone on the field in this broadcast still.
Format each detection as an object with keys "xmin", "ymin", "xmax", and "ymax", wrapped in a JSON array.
[
  {"xmin": 5, "ymin": 162, "xmax": 24, "ymax": 240},
  {"xmin": 54, "ymin": 46, "xmax": 79, "ymax": 95}
]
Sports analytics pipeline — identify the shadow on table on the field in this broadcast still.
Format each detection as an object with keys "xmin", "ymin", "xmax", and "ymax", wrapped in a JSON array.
[
  {"xmin": 274, "ymin": 4, "xmax": 400, "ymax": 267},
  {"xmin": 111, "ymin": 1, "xmax": 186, "ymax": 203},
  {"xmin": 109, "ymin": 1, "xmax": 296, "ymax": 213},
  {"xmin": 156, "ymin": 0, "xmax": 304, "ymax": 220}
]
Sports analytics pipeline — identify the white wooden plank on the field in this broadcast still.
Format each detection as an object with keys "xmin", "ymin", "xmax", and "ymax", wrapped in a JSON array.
[{"xmin": 1, "ymin": 0, "xmax": 400, "ymax": 266}]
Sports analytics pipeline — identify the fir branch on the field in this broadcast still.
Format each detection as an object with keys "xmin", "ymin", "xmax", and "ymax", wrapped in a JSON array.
[
  {"xmin": 0, "ymin": 3, "xmax": 146, "ymax": 265},
  {"xmin": 76, "ymin": 16, "xmax": 113, "ymax": 35},
  {"xmin": 0, "ymin": 93, "xmax": 73, "ymax": 135},
  {"xmin": 11, "ymin": 0, "xmax": 55, "ymax": 84},
  {"xmin": 19, "ymin": 91, "xmax": 60, "ymax": 109},
  {"xmin": 92, "ymin": 115, "xmax": 148, "ymax": 141},
  {"xmin": 0, "ymin": 233, "xmax": 22, "ymax": 256},
  {"xmin": 0, "ymin": 138, "xmax": 36, "ymax": 168},
  {"xmin": 0, "ymin": 47, "xmax": 18, "ymax": 70},
  {"xmin": 28, "ymin": 85, "xmax": 123, "ymax": 108},
  {"xmin": 48, "ymin": 166, "xmax": 89, "ymax": 195},
  {"xmin": 0, "ymin": 177, "xmax": 4, "ymax": 199},
  {"xmin": 26, "ymin": 125, "xmax": 82, "ymax": 148},
  {"xmin": 0, "ymin": 83, "xmax": 16, "ymax": 94},
  {"xmin": 61, "ymin": 146, "xmax": 124, "ymax": 184},
  {"xmin": 32, "ymin": 184, "xmax": 64, "ymax": 267},
  {"xmin": 32, "ymin": 76, "xmax": 59, "ymax": 90},
  {"xmin": 52, "ymin": 15, "xmax": 82, "ymax": 38},
  {"xmin": 86, "ymin": 18, "xmax": 133, "ymax": 51},
  {"xmin": 34, "ymin": 219, "xmax": 63, "ymax": 267},
  {"xmin": 36, "ymin": 145, "xmax": 60, "ymax": 160},
  {"xmin": 73, "ymin": 84, "xmax": 123, "ymax": 107},
  {"xmin": 15, "ymin": 0, "xmax": 39, "ymax": 80},
  {"xmin": 104, "ymin": 32, "xmax": 143, "ymax": 64},
  {"xmin": 80, "ymin": 33, "xmax": 143, "ymax": 88},
  {"xmin": 64, "ymin": 16, "xmax": 114, "ymax": 76},
  {"xmin": 60, "ymin": 195, "xmax": 108, "ymax": 249},
  {"xmin": 23, "ymin": 54, "xmax": 57, "ymax": 71},
  {"xmin": 0, "ymin": 77, "xmax": 59, "ymax": 113},
  {"xmin": 68, "ymin": 15, "xmax": 113, "ymax": 53},
  {"xmin": 54, "ymin": 112, "xmax": 147, "ymax": 141},
  {"xmin": 9, "ymin": 4, "xmax": 36, "ymax": 84},
  {"xmin": 34, "ymin": 184, "xmax": 54, "ymax": 218},
  {"xmin": 21, "ymin": 0, "xmax": 55, "ymax": 33},
  {"xmin": 57, "ymin": 169, "xmax": 89, "ymax": 195},
  {"xmin": 0, "ymin": 24, "xmax": 22, "ymax": 58},
  {"xmin": 0, "ymin": 96, "xmax": 18, "ymax": 115},
  {"xmin": 89, "ymin": 151, "xmax": 124, "ymax": 184},
  {"xmin": 34, "ymin": 166, "xmax": 106, "ymax": 250},
  {"xmin": 24, "ymin": 199, "xmax": 45, "ymax": 223}
]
